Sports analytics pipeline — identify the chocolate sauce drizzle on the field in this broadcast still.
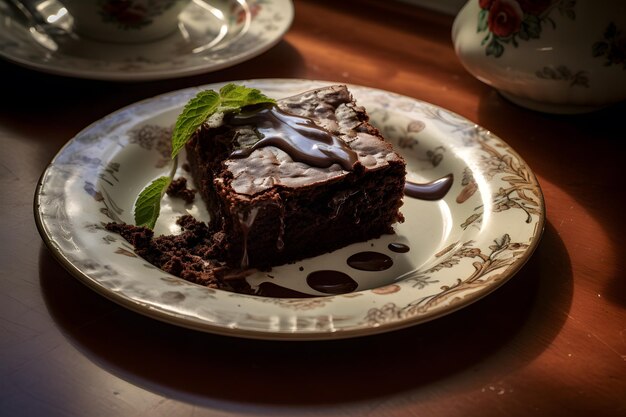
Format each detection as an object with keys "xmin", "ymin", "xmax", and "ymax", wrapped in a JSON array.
[
  {"xmin": 404, "ymin": 174, "xmax": 453, "ymax": 200},
  {"xmin": 388, "ymin": 243, "xmax": 410, "ymax": 253},
  {"xmin": 346, "ymin": 251, "xmax": 393, "ymax": 271},
  {"xmin": 228, "ymin": 105, "xmax": 358, "ymax": 171},
  {"xmin": 306, "ymin": 270, "xmax": 358, "ymax": 294},
  {"xmin": 257, "ymin": 244, "xmax": 413, "ymax": 298},
  {"xmin": 237, "ymin": 207, "xmax": 260, "ymax": 269}
]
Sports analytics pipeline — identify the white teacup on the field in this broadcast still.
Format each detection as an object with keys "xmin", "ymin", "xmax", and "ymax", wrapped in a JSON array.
[{"xmin": 62, "ymin": 0, "xmax": 191, "ymax": 43}]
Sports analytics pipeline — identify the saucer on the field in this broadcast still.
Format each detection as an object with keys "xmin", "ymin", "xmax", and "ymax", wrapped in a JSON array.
[{"xmin": 0, "ymin": 0, "xmax": 293, "ymax": 81}]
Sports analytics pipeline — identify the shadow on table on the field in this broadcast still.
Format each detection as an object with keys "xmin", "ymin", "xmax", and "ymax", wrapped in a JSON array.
[
  {"xmin": 0, "ymin": 38, "xmax": 305, "ymax": 132},
  {"xmin": 39, "ymin": 221, "xmax": 572, "ymax": 408}
]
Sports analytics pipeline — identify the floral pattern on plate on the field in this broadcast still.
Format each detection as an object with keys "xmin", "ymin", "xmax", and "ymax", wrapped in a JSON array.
[
  {"xmin": 35, "ymin": 79, "xmax": 545, "ymax": 340},
  {"xmin": 0, "ymin": 0, "xmax": 293, "ymax": 81}
]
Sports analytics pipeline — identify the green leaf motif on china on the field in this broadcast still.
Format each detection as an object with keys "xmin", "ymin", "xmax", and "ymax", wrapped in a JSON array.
[
  {"xmin": 535, "ymin": 65, "xmax": 590, "ymax": 87},
  {"xmin": 592, "ymin": 22, "xmax": 626, "ymax": 70}
]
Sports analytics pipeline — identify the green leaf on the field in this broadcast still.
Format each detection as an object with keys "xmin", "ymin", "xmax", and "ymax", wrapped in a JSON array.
[
  {"xmin": 522, "ymin": 15, "xmax": 541, "ymax": 39},
  {"xmin": 218, "ymin": 83, "xmax": 276, "ymax": 111},
  {"xmin": 518, "ymin": 25, "xmax": 530, "ymax": 41},
  {"xmin": 556, "ymin": 65, "xmax": 571, "ymax": 78},
  {"xmin": 477, "ymin": 9, "xmax": 488, "ymax": 33},
  {"xmin": 170, "ymin": 84, "xmax": 276, "ymax": 158},
  {"xmin": 486, "ymin": 39, "xmax": 504, "ymax": 58},
  {"xmin": 134, "ymin": 176, "xmax": 172, "ymax": 229},
  {"xmin": 171, "ymin": 90, "xmax": 220, "ymax": 159},
  {"xmin": 480, "ymin": 32, "xmax": 491, "ymax": 46}
]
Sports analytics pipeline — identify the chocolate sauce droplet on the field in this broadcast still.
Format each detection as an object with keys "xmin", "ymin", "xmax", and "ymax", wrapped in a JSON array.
[
  {"xmin": 404, "ymin": 174, "xmax": 453, "ymax": 200},
  {"xmin": 237, "ymin": 207, "xmax": 260, "ymax": 269},
  {"xmin": 306, "ymin": 270, "xmax": 358, "ymax": 294},
  {"xmin": 388, "ymin": 243, "xmax": 410, "ymax": 253},
  {"xmin": 256, "ymin": 282, "xmax": 316, "ymax": 298},
  {"xmin": 229, "ymin": 105, "xmax": 358, "ymax": 171},
  {"xmin": 347, "ymin": 251, "xmax": 393, "ymax": 271}
]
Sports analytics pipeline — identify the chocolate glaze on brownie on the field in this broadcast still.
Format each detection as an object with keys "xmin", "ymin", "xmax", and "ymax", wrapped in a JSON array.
[
  {"xmin": 229, "ymin": 104, "xmax": 358, "ymax": 171},
  {"xmin": 222, "ymin": 86, "xmax": 402, "ymax": 196},
  {"xmin": 185, "ymin": 85, "xmax": 406, "ymax": 270}
]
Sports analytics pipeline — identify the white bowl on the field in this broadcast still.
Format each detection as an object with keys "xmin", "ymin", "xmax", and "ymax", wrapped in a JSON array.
[{"xmin": 452, "ymin": 0, "xmax": 626, "ymax": 114}]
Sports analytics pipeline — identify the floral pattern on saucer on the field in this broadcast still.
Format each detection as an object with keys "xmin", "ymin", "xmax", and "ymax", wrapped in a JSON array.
[{"xmin": 35, "ymin": 79, "xmax": 545, "ymax": 340}]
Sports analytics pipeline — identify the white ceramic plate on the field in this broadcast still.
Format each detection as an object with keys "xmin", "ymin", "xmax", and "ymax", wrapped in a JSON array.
[
  {"xmin": 35, "ymin": 79, "xmax": 545, "ymax": 340},
  {"xmin": 0, "ymin": 0, "xmax": 293, "ymax": 81}
]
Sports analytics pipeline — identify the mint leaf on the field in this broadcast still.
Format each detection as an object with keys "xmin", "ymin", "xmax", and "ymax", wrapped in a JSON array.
[
  {"xmin": 171, "ymin": 90, "xmax": 220, "ymax": 159},
  {"xmin": 134, "ymin": 176, "xmax": 172, "ymax": 229},
  {"xmin": 170, "ymin": 84, "xmax": 276, "ymax": 158},
  {"xmin": 218, "ymin": 83, "xmax": 276, "ymax": 111}
]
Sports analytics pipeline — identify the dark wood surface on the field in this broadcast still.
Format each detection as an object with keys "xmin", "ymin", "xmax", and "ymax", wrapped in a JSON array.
[{"xmin": 1, "ymin": 1, "xmax": 625, "ymax": 416}]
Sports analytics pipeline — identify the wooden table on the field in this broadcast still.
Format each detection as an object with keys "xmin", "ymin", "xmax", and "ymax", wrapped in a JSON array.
[{"xmin": 2, "ymin": 1, "xmax": 625, "ymax": 416}]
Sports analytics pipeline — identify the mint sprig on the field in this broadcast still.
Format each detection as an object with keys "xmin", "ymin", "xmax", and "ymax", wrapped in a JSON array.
[
  {"xmin": 134, "ymin": 83, "xmax": 275, "ymax": 229},
  {"xmin": 170, "ymin": 83, "xmax": 276, "ymax": 159},
  {"xmin": 134, "ymin": 176, "xmax": 172, "ymax": 229},
  {"xmin": 170, "ymin": 90, "xmax": 220, "ymax": 159}
]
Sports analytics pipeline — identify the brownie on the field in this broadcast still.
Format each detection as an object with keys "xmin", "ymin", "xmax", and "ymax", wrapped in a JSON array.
[{"xmin": 185, "ymin": 85, "xmax": 406, "ymax": 270}]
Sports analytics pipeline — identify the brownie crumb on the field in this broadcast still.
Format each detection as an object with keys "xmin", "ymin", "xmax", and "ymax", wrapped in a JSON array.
[
  {"xmin": 105, "ymin": 216, "xmax": 251, "ymax": 292},
  {"xmin": 182, "ymin": 163, "xmax": 191, "ymax": 172},
  {"xmin": 166, "ymin": 177, "xmax": 196, "ymax": 204}
]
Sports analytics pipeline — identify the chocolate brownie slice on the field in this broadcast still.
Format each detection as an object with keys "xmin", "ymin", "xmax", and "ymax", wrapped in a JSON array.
[{"xmin": 185, "ymin": 85, "xmax": 406, "ymax": 269}]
